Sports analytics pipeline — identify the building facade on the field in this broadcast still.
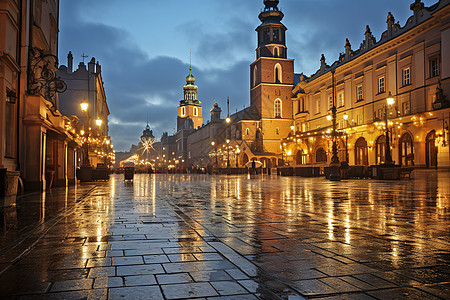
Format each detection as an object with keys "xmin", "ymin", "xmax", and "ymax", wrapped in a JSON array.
[
  {"xmin": 175, "ymin": 68, "xmax": 203, "ymax": 168},
  {"xmin": 57, "ymin": 53, "xmax": 112, "ymax": 168},
  {"xmin": 1, "ymin": 0, "xmax": 80, "ymax": 192},
  {"xmin": 285, "ymin": 0, "xmax": 450, "ymax": 169}
]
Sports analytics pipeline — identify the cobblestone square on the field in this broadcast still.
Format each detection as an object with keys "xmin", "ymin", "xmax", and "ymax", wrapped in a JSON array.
[{"xmin": 0, "ymin": 171, "xmax": 449, "ymax": 299}]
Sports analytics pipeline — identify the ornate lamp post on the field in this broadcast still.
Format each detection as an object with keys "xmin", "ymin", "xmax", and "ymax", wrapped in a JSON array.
[
  {"xmin": 343, "ymin": 113, "xmax": 349, "ymax": 163},
  {"xmin": 329, "ymin": 70, "xmax": 340, "ymax": 181},
  {"xmin": 80, "ymin": 101, "xmax": 91, "ymax": 166},
  {"xmin": 384, "ymin": 91, "xmax": 395, "ymax": 166}
]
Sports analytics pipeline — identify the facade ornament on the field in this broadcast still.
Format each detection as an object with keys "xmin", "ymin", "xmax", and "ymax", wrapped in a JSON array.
[
  {"xmin": 432, "ymin": 80, "xmax": 449, "ymax": 110},
  {"xmin": 27, "ymin": 47, "xmax": 67, "ymax": 106},
  {"xmin": 410, "ymin": 0, "xmax": 424, "ymax": 13}
]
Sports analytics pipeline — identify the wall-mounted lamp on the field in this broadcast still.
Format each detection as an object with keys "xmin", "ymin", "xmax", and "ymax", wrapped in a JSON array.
[{"xmin": 6, "ymin": 90, "xmax": 17, "ymax": 104}]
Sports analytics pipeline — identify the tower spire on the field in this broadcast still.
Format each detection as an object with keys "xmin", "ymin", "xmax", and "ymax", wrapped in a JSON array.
[{"xmin": 256, "ymin": 0, "xmax": 287, "ymax": 59}]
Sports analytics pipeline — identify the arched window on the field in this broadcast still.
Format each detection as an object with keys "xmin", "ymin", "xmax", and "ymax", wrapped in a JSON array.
[
  {"xmin": 399, "ymin": 133, "xmax": 414, "ymax": 166},
  {"xmin": 246, "ymin": 128, "xmax": 250, "ymax": 136},
  {"xmin": 181, "ymin": 107, "xmax": 185, "ymax": 117},
  {"xmin": 316, "ymin": 148, "xmax": 327, "ymax": 163},
  {"xmin": 274, "ymin": 63, "xmax": 282, "ymax": 83},
  {"xmin": 426, "ymin": 130, "xmax": 437, "ymax": 168},
  {"xmin": 375, "ymin": 135, "xmax": 386, "ymax": 164},
  {"xmin": 274, "ymin": 99, "xmax": 282, "ymax": 118},
  {"xmin": 355, "ymin": 137, "xmax": 368, "ymax": 165},
  {"xmin": 253, "ymin": 66, "xmax": 258, "ymax": 88},
  {"xmin": 193, "ymin": 107, "xmax": 198, "ymax": 116}
]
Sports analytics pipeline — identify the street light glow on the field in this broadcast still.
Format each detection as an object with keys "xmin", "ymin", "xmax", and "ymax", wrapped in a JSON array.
[{"xmin": 80, "ymin": 102, "xmax": 88, "ymax": 112}]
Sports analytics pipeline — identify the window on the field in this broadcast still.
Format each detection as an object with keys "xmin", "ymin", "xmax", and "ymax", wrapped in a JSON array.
[
  {"xmin": 402, "ymin": 68, "xmax": 410, "ymax": 86},
  {"xmin": 401, "ymin": 101, "xmax": 410, "ymax": 116},
  {"xmin": 316, "ymin": 98, "xmax": 321, "ymax": 114},
  {"xmin": 274, "ymin": 64, "xmax": 282, "ymax": 83},
  {"xmin": 274, "ymin": 99, "xmax": 282, "ymax": 118},
  {"xmin": 253, "ymin": 66, "xmax": 258, "ymax": 87},
  {"xmin": 273, "ymin": 29, "xmax": 279, "ymax": 41},
  {"xmin": 264, "ymin": 29, "xmax": 270, "ymax": 41},
  {"xmin": 193, "ymin": 107, "xmax": 198, "ymax": 116},
  {"xmin": 276, "ymin": 127, "xmax": 279, "ymax": 135},
  {"xmin": 181, "ymin": 107, "xmax": 185, "ymax": 117},
  {"xmin": 328, "ymin": 95, "xmax": 333, "ymax": 110},
  {"xmin": 246, "ymin": 128, "xmax": 249, "ymax": 136},
  {"xmin": 298, "ymin": 98, "xmax": 305, "ymax": 113},
  {"xmin": 430, "ymin": 57, "xmax": 439, "ymax": 78},
  {"xmin": 356, "ymin": 114, "xmax": 363, "ymax": 125},
  {"xmin": 378, "ymin": 77, "xmax": 385, "ymax": 94},
  {"xmin": 356, "ymin": 85, "xmax": 363, "ymax": 101},
  {"xmin": 338, "ymin": 92, "xmax": 344, "ymax": 107}
]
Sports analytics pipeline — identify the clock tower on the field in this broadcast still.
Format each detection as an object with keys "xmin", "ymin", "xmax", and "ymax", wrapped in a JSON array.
[{"xmin": 249, "ymin": 0, "xmax": 294, "ymax": 154}]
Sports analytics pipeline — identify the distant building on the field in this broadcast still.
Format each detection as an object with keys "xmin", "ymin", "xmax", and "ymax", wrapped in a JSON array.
[
  {"xmin": 175, "ymin": 68, "xmax": 203, "ymax": 167},
  {"xmin": 58, "ymin": 54, "xmax": 111, "ymax": 168}
]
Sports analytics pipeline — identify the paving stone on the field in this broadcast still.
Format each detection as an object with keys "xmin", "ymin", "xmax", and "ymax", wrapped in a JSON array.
[
  {"xmin": 49, "ymin": 278, "xmax": 93, "ymax": 292},
  {"xmin": 112, "ymin": 256, "xmax": 144, "ymax": 266},
  {"xmin": 210, "ymin": 281, "xmax": 248, "ymax": 295},
  {"xmin": 93, "ymin": 276, "xmax": 123, "ymax": 289},
  {"xmin": 109, "ymin": 286, "xmax": 163, "ymax": 299},
  {"xmin": 88, "ymin": 266, "xmax": 116, "ymax": 278},
  {"xmin": 367, "ymin": 287, "xmax": 441, "ymax": 299},
  {"xmin": 291, "ymin": 279, "xmax": 338, "ymax": 296},
  {"xmin": 117, "ymin": 264, "xmax": 165, "ymax": 276},
  {"xmin": 156, "ymin": 273, "xmax": 193, "ymax": 284},
  {"xmin": 190, "ymin": 270, "xmax": 233, "ymax": 282},
  {"xmin": 124, "ymin": 274, "xmax": 158, "ymax": 286},
  {"xmin": 161, "ymin": 282, "xmax": 219, "ymax": 299}
]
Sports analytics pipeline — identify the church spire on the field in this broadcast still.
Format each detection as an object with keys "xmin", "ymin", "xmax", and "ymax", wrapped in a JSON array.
[{"xmin": 256, "ymin": 0, "xmax": 287, "ymax": 59}]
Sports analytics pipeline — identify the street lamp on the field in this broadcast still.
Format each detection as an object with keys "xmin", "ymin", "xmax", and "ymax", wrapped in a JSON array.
[
  {"xmin": 343, "ymin": 113, "xmax": 349, "ymax": 163},
  {"xmin": 329, "ymin": 70, "xmax": 340, "ymax": 181},
  {"xmin": 384, "ymin": 91, "xmax": 395, "ymax": 166},
  {"xmin": 80, "ymin": 101, "xmax": 91, "ymax": 166}
]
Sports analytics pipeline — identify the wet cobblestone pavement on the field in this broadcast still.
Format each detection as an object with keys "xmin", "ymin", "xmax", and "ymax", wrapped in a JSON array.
[{"xmin": 0, "ymin": 170, "xmax": 449, "ymax": 299}]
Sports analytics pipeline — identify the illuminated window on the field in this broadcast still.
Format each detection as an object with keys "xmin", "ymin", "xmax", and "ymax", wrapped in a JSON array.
[
  {"xmin": 356, "ymin": 85, "xmax": 363, "ymax": 101},
  {"xmin": 338, "ymin": 91, "xmax": 344, "ymax": 107},
  {"xmin": 378, "ymin": 77, "xmax": 385, "ymax": 94},
  {"xmin": 274, "ymin": 99, "xmax": 282, "ymax": 118},
  {"xmin": 274, "ymin": 64, "xmax": 282, "ymax": 83},
  {"xmin": 402, "ymin": 68, "xmax": 410, "ymax": 86}
]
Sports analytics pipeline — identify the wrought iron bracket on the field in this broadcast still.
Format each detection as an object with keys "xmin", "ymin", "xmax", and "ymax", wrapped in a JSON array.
[{"xmin": 27, "ymin": 47, "xmax": 67, "ymax": 105}]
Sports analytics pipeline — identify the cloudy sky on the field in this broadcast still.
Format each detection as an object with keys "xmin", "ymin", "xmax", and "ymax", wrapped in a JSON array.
[{"xmin": 58, "ymin": 0, "xmax": 436, "ymax": 152}]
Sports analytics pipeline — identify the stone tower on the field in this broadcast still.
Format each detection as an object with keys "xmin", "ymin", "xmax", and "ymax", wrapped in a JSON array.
[
  {"xmin": 177, "ymin": 67, "xmax": 203, "ymax": 131},
  {"xmin": 249, "ymin": 0, "xmax": 294, "ymax": 153}
]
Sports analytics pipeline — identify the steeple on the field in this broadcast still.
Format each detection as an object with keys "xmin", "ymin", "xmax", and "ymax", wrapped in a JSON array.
[
  {"xmin": 256, "ymin": 0, "xmax": 287, "ymax": 59},
  {"xmin": 180, "ymin": 67, "xmax": 201, "ymax": 107}
]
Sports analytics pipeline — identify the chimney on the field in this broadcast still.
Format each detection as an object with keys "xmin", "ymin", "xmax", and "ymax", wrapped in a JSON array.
[
  {"xmin": 88, "ymin": 57, "xmax": 95, "ymax": 73},
  {"xmin": 67, "ymin": 51, "xmax": 73, "ymax": 73},
  {"xmin": 96, "ymin": 61, "xmax": 101, "ymax": 74}
]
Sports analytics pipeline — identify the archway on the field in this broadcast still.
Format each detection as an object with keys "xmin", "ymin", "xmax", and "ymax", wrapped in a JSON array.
[
  {"xmin": 399, "ymin": 133, "xmax": 414, "ymax": 166},
  {"xmin": 296, "ymin": 150, "xmax": 303, "ymax": 165},
  {"xmin": 242, "ymin": 153, "xmax": 249, "ymax": 166},
  {"xmin": 426, "ymin": 130, "xmax": 437, "ymax": 168},
  {"xmin": 316, "ymin": 147, "xmax": 327, "ymax": 163},
  {"xmin": 375, "ymin": 135, "xmax": 386, "ymax": 164},
  {"xmin": 355, "ymin": 137, "xmax": 368, "ymax": 165}
]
